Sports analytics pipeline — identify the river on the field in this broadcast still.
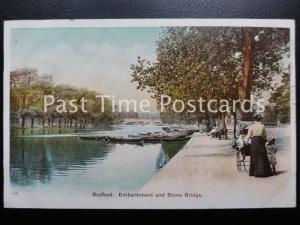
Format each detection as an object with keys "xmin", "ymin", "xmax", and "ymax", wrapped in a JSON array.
[{"xmin": 10, "ymin": 125, "xmax": 188, "ymax": 197}]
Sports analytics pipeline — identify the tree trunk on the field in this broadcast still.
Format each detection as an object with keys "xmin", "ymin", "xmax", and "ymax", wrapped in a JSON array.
[
  {"xmin": 51, "ymin": 115, "xmax": 55, "ymax": 127},
  {"xmin": 31, "ymin": 118, "xmax": 34, "ymax": 128},
  {"xmin": 205, "ymin": 112, "xmax": 211, "ymax": 131},
  {"xmin": 21, "ymin": 115, "xmax": 26, "ymax": 129},
  {"xmin": 222, "ymin": 113, "xmax": 228, "ymax": 139},
  {"xmin": 233, "ymin": 111, "xmax": 237, "ymax": 138},
  {"xmin": 196, "ymin": 114, "xmax": 202, "ymax": 127},
  {"xmin": 239, "ymin": 28, "xmax": 255, "ymax": 121}
]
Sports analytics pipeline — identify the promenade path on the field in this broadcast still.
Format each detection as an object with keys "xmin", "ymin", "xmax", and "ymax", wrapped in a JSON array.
[{"xmin": 141, "ymin": 128, "xmax": 295, "ymax": 208}]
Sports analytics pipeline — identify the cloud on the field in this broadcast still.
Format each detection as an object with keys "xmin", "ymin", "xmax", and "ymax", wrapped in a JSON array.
[{"xmin": 12, "ymin": 41, "xmax": 158, "ymax": 111}]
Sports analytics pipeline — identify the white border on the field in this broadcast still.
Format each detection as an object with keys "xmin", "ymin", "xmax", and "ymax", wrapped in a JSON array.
[
  {"xmin": 3, "ymin": 18, "xmax": 295, "ymax": 29},
  {"xmin": 3, "ymin": 19, "xmax": 296, "ymax": 208}
]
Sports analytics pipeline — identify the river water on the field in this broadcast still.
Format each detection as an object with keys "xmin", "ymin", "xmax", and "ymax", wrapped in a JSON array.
[{"xmin": 10, "ymin": 125, "xmax": 188, "ymax": 197}]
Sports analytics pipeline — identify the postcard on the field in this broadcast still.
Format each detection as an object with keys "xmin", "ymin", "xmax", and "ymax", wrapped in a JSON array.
[{"xmin": 3, "ymin": 19, "xmax": 296, "ymax": 208}]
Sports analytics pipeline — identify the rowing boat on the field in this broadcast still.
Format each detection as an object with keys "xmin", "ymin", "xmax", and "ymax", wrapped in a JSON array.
[{"xmin": 79, "ymin": 135, "xmax": 106, "ymax": 140}]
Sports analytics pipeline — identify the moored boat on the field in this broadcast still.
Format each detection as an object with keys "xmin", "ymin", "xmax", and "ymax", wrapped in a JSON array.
[
  {"xmin": 108, "ymin": 137, "xmax": 143, "ymax": 144},
  {"xmin": 79, "ymin": 135, "xmax": 106, "ymax": 140},
  {"xmin": 79, "ymin": 129, "xmax": 194, "ymax": 144}
]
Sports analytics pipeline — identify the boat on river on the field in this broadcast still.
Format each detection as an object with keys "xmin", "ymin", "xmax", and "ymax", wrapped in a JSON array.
[
  {"xmin": 162, "ymin": 127, "xmax": 199, "ymax": 135},
  {"xmin": 79, "ymin": 135, "xmax": 144, "ymax": 144},
  {"xmin": 106, "ymin": 136, "xmax": 144, "ymax": 144},
  {"xmin": 79, "ymin": 127, "xmax": 196, "ymax": 144},
  {"xmin": 134, "ymin": 134, "xmax": 192, "ymax": 143},
  {"xmin": 79, "ymin": 135, "xmax": 107, "ymax": 141}
]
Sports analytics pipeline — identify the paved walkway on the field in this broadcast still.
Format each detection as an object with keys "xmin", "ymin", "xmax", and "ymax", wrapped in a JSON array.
[{"xmin": 141, "ymin": 131, "xmax": 295, "ymax": 208}]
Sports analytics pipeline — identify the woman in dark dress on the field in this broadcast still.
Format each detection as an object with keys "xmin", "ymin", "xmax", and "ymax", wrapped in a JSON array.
[{"xmin": 245, "ymin": 114, "xmax": 272, "ymax": 177}]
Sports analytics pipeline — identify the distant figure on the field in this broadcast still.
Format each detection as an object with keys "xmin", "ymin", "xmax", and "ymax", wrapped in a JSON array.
[
  {"xmin": 265, "ymin": 136, "xmax": 277, "ymax": 175},
  {"xmin": 245, "ymin": 114, "xmax": 272, "ymax": 177},
  {"xmin": 209, "ymin": 126, "xmax": 218, "ymax": 138}
]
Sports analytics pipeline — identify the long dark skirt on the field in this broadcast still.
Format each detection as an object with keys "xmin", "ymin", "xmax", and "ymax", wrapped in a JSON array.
[{"xmin": 249, "ymin": 136, "xmax": 272, "ymax": 177}]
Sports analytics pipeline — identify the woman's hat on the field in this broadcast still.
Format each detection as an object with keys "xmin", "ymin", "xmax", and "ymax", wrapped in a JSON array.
[{"xmin": 252, "ymin": 113, "xmax": 263, "ymax": 120}]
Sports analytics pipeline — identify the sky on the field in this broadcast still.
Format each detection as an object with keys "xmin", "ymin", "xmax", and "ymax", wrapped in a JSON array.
[{"xmin": 11, "ymin": 27, "xmax": 162, "ymax": 112}]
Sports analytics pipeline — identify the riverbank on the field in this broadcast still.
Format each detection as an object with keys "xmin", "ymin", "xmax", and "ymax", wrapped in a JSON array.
[{"xmin": 141, "ymin": 127, "xmax": 295, "ymax": 208}]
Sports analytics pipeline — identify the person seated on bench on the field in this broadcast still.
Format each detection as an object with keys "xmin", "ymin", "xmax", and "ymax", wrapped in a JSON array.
[{"xmin": 209, "ymin": 126, "xmax": 218, "ymax": 138}]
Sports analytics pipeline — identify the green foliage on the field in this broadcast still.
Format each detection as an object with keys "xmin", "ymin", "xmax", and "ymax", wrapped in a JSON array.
[
  {"xmin": 262, "ymin": 105, "xmax": 278, "ymax": 124},
  {"xmin": 131, "ymin": 27, "xmax": 290, "ymax": 124},
  {"xmin": 270, "ymin": 73, "xmax": 290, "ymax": 123},
  {"xmin": 251, "ymin": 28, "xmax": 290, "ymax": 97},
  {"xmin": 10, "ymin": 68, "xmax": 115, "ymax": 128}
]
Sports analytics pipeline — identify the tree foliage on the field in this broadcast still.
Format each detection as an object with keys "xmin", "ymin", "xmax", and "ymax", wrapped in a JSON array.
[
  {"xmin": 10, "ymin": 68, "xmax": 116, "ymax": 128},
  {"xmin": 269, "ymin": 72, "xmax": 290, "ymax": 123},
  {"xmin": 130, "ymin": 26, "xmax": 290, "ymax": 126}
]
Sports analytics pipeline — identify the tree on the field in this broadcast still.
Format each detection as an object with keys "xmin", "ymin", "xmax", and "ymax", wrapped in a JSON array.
[
  {"xmin": 131, "ymin": 27, "xmax": 242, "ymax": 130},
  {"xmin": 239, "ymin": 27, "xmax": 290, "ymax": 120},
  {"xmin": 10, "ymin": 68, "xmax": 50, "ymax": 128},
  {"xmin": 10, "ymin": 68, "xmax": 116, "ymax": 129},
  {"xmin": 270, "ymin": 72, "xmax": 290, "ymax": 123},
  {"xmin": 131, "ymin": 26, "xmax": 290, "ymax": 135}
]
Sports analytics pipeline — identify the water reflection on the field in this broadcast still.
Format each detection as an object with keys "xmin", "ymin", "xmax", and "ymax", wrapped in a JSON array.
[
  {"xmin": 156, "ymin": 141, "xmax": 188, "ymax": 170},
  {"xmin": 10, "ymin": 126, "xmax": 188, "ymax": 193},
  {"xmin": 10, "ymin": 136, "xmax": 111, "ymax": 186}
]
